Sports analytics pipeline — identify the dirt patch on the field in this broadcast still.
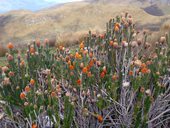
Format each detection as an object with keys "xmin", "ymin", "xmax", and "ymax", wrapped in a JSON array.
[{"xmin": 143, "ymin": 4, "xmax": 164, "ymax": 16}]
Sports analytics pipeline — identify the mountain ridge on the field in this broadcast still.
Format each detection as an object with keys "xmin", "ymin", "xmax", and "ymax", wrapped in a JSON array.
[{"xmin": 0, "ymin": 0, "xmax": 170, "ymax": 46}]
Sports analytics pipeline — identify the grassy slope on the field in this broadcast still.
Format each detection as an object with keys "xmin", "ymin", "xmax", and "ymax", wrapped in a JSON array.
[{"xmin": 0, "ymin": 1, "xmax": 170, "ymax": 47}]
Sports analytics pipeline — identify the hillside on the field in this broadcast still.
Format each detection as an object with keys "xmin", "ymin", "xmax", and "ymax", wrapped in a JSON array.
[{"xmin": 0, "ymin": 0, "xmax": 170, "ymax": 46}]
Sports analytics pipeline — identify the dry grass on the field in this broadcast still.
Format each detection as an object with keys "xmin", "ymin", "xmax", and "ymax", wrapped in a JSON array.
[
  {"xmin": 145, "ymin": 21, "xmax": 170, "ymax": 47},
  {"xmin": 0, "ymin": 45, "xmax": 7, "ymax": 57},
  {"xmin": 55, "ymin": 32, "xmax": 85, "ymax": 47},
  {"xmin": 161, "ymin": 20, "xmax": 170, "ymax": 32}
]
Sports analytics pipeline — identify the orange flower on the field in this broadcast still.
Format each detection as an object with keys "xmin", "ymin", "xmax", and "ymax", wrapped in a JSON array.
[
  {"xmin": 97, "ymin": 115, "xmax": 103, "ymax": 123},
  {"xmin": 78, "ymin": 54, "xmax": 82, "ymax": 59},
  {"xmin": 100, "ymin": 71, "xmax": 105, "ymax": 78},
  {"xmin": 77, "ymin": 79, "xmax": 81, "ymax": 85},
  {"xmin": 79, "ymin": 42, "xmax": 84, "ymax": 49},
  {"xmin": 30, "ymin": 79, "xmax": 35, "ymax": 85},
  {"xmin": 112, "ymin": 74, "xmax": 118, "ymax": 81},
  {"xmin": 32, "ymin": 123, "xmax": 38, "ymax": 128},
  {"xmin": 75, "ymin": 52, "xmax": 82, "ymax": 59},
  {"xmin": 114, "ymin": 26, "xmax": 119, "ymax": 32},
  {"xmin": 67, "ymin": 60, "xmax": 71, "ymax": 65},
  {"xmin": 141, "ymin": 67, "xmax": 149, "ymax": 74},
  {"xmin": 87, "ymin": 65, "xmax": 91, "ymax": 71},
  {"xmin": 115, "ymin": 23, "xmax": 120, "ymax": 27},
  {"xmin": 30, "ymin": 47, "xmax": 35, "ymax": 54},
  {"xmin": 20, "ymin": 60, "xmax": 25, "ymax": 67},
  {"xmin": 25, "ymin": 86, "xmax": 31, "ymax": 92},
  {"xmin": 89, "ymin": 52, "xmax": 93, "ymax": 58},
  {"xmin": 51, "ymin": 92, "xmax": 56, "ymax": 97},
  {"xmin": 7, "ymin": 42, "xmax": 14, "ymax": 49},
  {"xmin": 69, "ymin": 65, "xmax": 74, "ymax": 70},
  {"xmin": 87, "ymin": 72, "xmax": 92, "ymax": 77},
  {"xmin": 80, "ymin": 48, "xmax": 84, "ymax": 53},
  {"xmin": 129, "ymin": 70, "xmax": 133, "ymax": 76},
  {"xmin": 75, "ymin": 52, "xmax": 79, "ymax": 59},
  {"xmin": 141, "ymin": 63, "xmax": 146, "ymax": 68},
  {"xmin": 20, "ymin": 92, "xmax": 26, "ymax": 100},
  {"xmin": 82, "ymin": 67, "xmax": 88, "ymax": 74},
  {"xmin": 89, "ymin": 59, "xmax": 94, "ymax": 67},
  {"xmin": 109, "ymin": 41, "xmax": 114, "ymax": 46}
]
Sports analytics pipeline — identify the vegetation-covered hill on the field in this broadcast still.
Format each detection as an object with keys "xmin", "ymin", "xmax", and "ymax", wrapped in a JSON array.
[{"xmin": 0, "ymin": 0, "xmax": 170, "ymax": 46}]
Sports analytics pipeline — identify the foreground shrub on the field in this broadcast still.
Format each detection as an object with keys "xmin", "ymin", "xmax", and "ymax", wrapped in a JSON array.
[{"xmin": 0, "ymin": 13, "xmax": 170, "ymax": 128}]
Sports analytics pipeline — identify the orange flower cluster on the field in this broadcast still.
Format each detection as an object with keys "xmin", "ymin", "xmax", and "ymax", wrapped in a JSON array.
[
  {"xmin": 89, "ymin": 59, "xmax": 94, "ymax": 67},
  {"xmin": 69, "ymin": 65, "xmax": 74, "ymax": 70},
  {"xmin": 82, "ymin": 67, "xmax": 88, "ymax": 74},
  {"xmin": 112, "ymin": 74, "xmax": 118, "ymax": 81},
  {"xmin": 32, "ymin": 123, "xmax": 38, "ymax": 128},
  {"xmin": 109, "ymin": 41, "xmax": 114, "ymax": 46},
  {"xmin": 79, "ymin": 42, "xmax": 84, "ymax": 49},
  {"xmin": 114, "ymin": 23, "xmax": 120, "ymax": 32},
  {"xmin": 100, "ymin": 71, "xmax": 105, "ymax": 78},
  {"xmin": 77, "ymin": 79, "xmax": 81, "ymax": 85},
  {"xmin": 75, "ymin": 52, "xmax": 82, "ymax": 59},
  {"xmin": 20, "ymin": 92, "xmax": 26, "ymax": 100},
  {"xmin": 100, "ymin": 66, "xmax": 107, "ymax": 78},
  {"xmin": 140, "ymin": 63, "xmax": 150, "ymax": 74},
  {"xmin": 30, "ymin": 47, "xmax": 35, "ymax": 54},
  {"xmin": 97, "ymin": 115, "xmax": 103, "ymax": 123},
  {"xmin": 25, "ymin": 86, "xmax": 31, "ymax": 92},
  {"xmin": 7, "ymin": 42, "xmax": 14, "ymax": 49},
  {"xmin": 20, "ymin": 60, "xmax": 25, "ymax": 67},
  {"xmin": 30, "ymin": 79, "xmax": 35, "ymax": 85},
  {"xmin": 141, "ymin": 67, "xmax": 150, "ymax": 74},
  {"xmin": 129, "ymin": 70, "xmax": 133, "ymax": 76}
]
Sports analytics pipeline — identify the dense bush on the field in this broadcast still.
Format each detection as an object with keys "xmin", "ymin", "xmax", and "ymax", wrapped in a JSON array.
[{"xmin": 0, "ymin": 13, "xmax": 170, "ymax": 128}]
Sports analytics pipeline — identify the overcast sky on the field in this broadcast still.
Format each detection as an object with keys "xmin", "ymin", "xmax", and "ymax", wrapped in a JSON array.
[{"xmin": 0, "ymin": 0, "xmax": 84, "ymax": 13}]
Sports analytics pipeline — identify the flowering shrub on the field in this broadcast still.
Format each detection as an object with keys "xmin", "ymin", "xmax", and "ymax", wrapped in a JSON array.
[{"xmin": 0, "ymin": 13, "xmax": 170, "ymax": 128}]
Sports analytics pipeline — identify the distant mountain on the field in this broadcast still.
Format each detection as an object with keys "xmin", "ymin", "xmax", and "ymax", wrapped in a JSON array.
[
  {"xmin": 0, "ymin": 0, "xmax": 169, "ymax": 13},
  {"xmin": 0, "ymin": 0, "xmax": 170, "ymax": 46}
]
